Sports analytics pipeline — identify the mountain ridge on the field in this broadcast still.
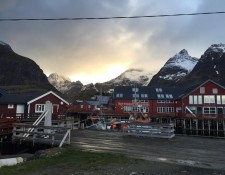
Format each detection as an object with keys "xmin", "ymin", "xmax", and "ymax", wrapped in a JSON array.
[
  {"xmin": 0, "ymin": 41, "xmax": 58, "ymax": 93},
  {"xmin": 148, "ymin": 49, "xmax": 198, "ymax": 86}
]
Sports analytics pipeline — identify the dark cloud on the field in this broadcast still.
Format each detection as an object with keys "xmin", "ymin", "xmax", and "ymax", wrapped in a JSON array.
[{"xmin": 0, "ymin": 0, "xmax": 225, "ymax": 84}]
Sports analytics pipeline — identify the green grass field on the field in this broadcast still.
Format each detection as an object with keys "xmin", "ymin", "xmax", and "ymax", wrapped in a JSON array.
[{"xmin": 0, "ymin": 147, "xmax": 133, "ymax": 175}]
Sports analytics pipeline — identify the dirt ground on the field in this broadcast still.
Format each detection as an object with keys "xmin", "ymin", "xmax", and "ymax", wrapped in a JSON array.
[
  {"xmin": 70, "ymin": 130, "xmax": 225, "ymax": 170},
  {"xmin": 7, "ymin": 129, "xmax": 225, "ymax": 175}
]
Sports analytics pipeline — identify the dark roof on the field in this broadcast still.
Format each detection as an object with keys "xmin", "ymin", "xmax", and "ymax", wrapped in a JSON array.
[
  {"xmin": 113, "ymin": 86, "xmax": 185, "ymax": 100},
  {"xmin": 95, "ymin": 95, "xmax": 110, "ymax": 105},
  {"xmin": 0, "ymin": 92, "xmax": 45, "ymax": 104},
  {"xmin": 0, "ymin": 88, "xmax": 6, "ymax": 96}
]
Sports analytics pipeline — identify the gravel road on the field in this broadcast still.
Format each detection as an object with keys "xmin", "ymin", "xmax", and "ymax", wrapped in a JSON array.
[{"xmin": 69, "ymin": 129, "xmax": 225, "ymax": 173}]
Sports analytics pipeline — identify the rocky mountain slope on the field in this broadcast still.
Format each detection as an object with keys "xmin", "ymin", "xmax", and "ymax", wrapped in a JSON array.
[
  {"xmin": 149, "ymin": 49, "xmax": 198, "ymax": 86},
  {"xmin": 0, "ymin": 41, "xmax": 57, "ymax": 93},
  {"xmin": 49, "ymin": 69, "xmax": 155, "ymax": 100},
  {"xmin": 178, "ymin": 44, "xmax": 225, "ymax": 86}
]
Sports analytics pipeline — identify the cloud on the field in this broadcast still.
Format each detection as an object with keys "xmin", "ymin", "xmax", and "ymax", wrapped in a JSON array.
[{"xmin": 0, "ymin": 0, "xmax": 225, "ymax": 84}]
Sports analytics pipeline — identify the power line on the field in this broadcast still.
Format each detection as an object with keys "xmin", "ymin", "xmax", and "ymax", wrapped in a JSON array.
[{"xmin": 0, "ymin": 11, "xmax": 225, "ymax": 21}]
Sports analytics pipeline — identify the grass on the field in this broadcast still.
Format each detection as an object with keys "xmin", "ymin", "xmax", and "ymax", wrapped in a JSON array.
[{"xmin": 0, "ymin": 147, "xmax": 134, "ymax": 175}]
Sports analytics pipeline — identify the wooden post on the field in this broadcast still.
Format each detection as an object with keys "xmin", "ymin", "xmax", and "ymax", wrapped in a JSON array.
[
  {"xmin": 183, "ymin": 119, "xmax": 186, "ymax": 134},
  {"xmin": 196, "ymin": 119, "xmax": 198, "ymax": 135},
  {"xmin": 202, "ymin": 120, "xmax": 205, "ymax": 136},
  {"xmin": 208, "ymin": 120, "xmax": 210, "ymax": 136},
  {"xmin": 216, "ymin": 120, "xmax": 219, "ymax": 137},
  {"xmin": 190, "ymin": 119, "xmax": 192, "ymax": 135},
  {"xmin": 223, "ymin": 120, "xmax": 225, "ymax": 137}
]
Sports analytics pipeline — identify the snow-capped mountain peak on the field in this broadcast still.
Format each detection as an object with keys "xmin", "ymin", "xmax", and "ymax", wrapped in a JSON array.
[
  {"xmin": 209, "ymin": 43, "xmax": 225, "ymax": 53},
  {"xmin": 109, "ymin": 68, "xmax": 156, "ymax": 86},
  {"xmin": 48, "ymin": 73, "xmax": 70, "ymax": 83},
  {"xmin": 48, "ymin": 73, "xmax": 72, "ymax": 93},
  {"xmin": 149, "ymin": 49, "xmax": 199, "ymax": 86},
  {"xmin": 165, "ymin": 49, "xmax": 198, "ymax": 73}
]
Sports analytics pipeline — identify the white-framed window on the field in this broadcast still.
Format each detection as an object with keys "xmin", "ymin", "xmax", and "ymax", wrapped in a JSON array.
[
  {"xmin": 157, "ymin": 107, "xmax": 174, "ymax": 113},
  {"xmin": 157, "ymin": 100, "xmax": 174, "ymax": 104},
  {"xmin": 217, "ymin": 95, "xmax": 221, "ymax": 104},
  {"xmin": 80, "ymin": 105, "xmax": 84, "ymax": 108},
  {"xmin": 8, "ymin": 104, "xmax": 14, "ymax": 109},
  {"xmin": 203, "ymin": 107, "xmax": 216, "ymax": 114},
  {"xmin": 204, "ymin": 95, "xmax": 215, "ymax": 104},
  {"xmin": 88, "ymin": 105, "xmax": 91, "ymax": 109},
  {"xmin": 200, "ymin": 87, "xmax": 205, "ymax": 94},
  {"xmin": 189, "ymin": 95, "xmax": 202, "ymax": 104},
  {"xmin": 35, "ymin": 104, "xmax": 45, "ymax": 113},
  {"xmin": 222, "ymin": 95, "xmax": 225, "ymax": 104},
  {"xmin": 212, "ymin": 88, "xmax": 218, "ymax": 94},
  {"xmin": 217, "ymin": 95, "xmax": 225, "ymax": 104}
]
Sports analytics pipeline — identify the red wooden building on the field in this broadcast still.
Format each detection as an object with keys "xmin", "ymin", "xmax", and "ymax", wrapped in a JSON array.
[
  {"xmin": 0, "ymin": 91, "xmax": 69, "ymax": 119},
  {"xmin": 112, "ymin": 80, "xmax": 225, "ymax": 136}
]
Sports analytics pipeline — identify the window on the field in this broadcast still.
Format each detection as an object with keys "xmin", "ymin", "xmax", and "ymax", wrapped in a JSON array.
[
  {"xmin": 157, "ymin": 107, "xmax": 174, "ymax": 113},
  {"xmin": 189, "ymin": 95, "xmax": 202, "ymax": 104},
  {"xmin": 116, "ymin": 93, "xmax": 123, "ymax": 98},
  {"xmin": 189, "ymin": 96, "xmax": 193, "ymax": 104},
  {"xmin": 35, "ymin": 104, "xmax": 45, "ymax": 112},
  {"xmin": 133, "ymin": 94, "xmax": 139, "ymax": 98},
  {"xmin": 203, "ymin": 107, "xmax": 216, "ymax": 114},
  {"xmin": 155, "ymin": 88, "xmax": 162, "ymax": 93},
  {"xmin": 217, "ymin": 95, "xmax": 221, "ymax": 104},
  {"xmin": 8, "ymin": 104, "xmax": 14, "ymax": 109},
  {"xmin": 157, "ymin": 100, "xmax": 174, "ymax": 103},
  {"xmin": 80, "ymin": 105, "xmax": 84, "ymax": 108},
  {"xmin": 88, "ymin": 105, "xmax": 91, "ymax": 109},
  {"xmin": 212, "ymin": 88, "xmax": 218, "ymax": 94},
  {"xmin": 123, "ymin": 106, "xmax": 132, "ymax": 112},
  {"xmin": 198, "ymin": 96, "xmax": 202, "ymax": 104},
  {"xmin": 222, "ymin": 96, "xmax": 225, "ymax": 104},
  {"xmin": 204, "ymin": 95, "xmax": 215, "ymax": 104},
  {"xmin": 194, "ymin": 96, "xmax": 198, "ymax": 104},
  {"xmin": 123, "ymin": 106, "xmax": 149, "ymax": 113},
  {"xmin": 200, "ymin": 87, "xmax": 205, "ymax": 94},
  {"xmin": 141, "ymin": 94, "xmax": 148, "ymax": 98},
  {"xmin": 216, "ymin": 95, "xmax": 225, "ymax": 104},
  {"xmin": 132, "ymin": 87, "xmax": 139, "ymax": 92}
]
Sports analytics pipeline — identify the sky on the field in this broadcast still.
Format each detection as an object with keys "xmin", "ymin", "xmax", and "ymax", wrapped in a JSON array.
[{"xmin": 0, "ymin": 0, "xmax": 225, "ymax": 85}]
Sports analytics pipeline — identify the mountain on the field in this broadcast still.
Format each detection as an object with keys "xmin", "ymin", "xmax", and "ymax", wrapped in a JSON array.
[
  {"xmin": 149, "ymin": 49, "xmax": 198, "ymax": 86},
  {"xmin": 178, "ymin": 44, "xmax": 225, "ymax": 86},
  {"xmin": 95, "ymin": 69, "xmax": 155, "ymax": 92},
  {"xmin": 49, "ymin": 69, "xmax": 155, "ymax": 100},
  {"xmin": 48, "ymin": 73, "xmax": 74, "ymax": 93},
  {"xmin": 48, "ymin": 73, "xmax": 84, "ymax": 100},
  {"xmin": 0, "ymin": 41, "xmax": 57, "ymax": 92}
]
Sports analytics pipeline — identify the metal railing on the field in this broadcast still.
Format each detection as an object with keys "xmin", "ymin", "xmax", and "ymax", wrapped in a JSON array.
[{"xmin": 13, "ymin": 123, "xmax": 71, "ymax": 147}]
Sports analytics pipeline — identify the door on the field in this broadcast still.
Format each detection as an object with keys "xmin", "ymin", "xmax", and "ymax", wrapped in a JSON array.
[
  {"xmin": 16, "ymin": 105, "xmax": 25, "ymax": 117},
  {"xmin": 217, "ymin": 107, "xmax": 223, "ymax": 118}
]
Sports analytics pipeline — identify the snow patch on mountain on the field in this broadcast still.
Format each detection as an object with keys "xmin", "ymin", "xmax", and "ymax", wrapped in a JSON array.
[
  {"xmin": 157, "ymin": 49, "xmax": 198, "ymax": 81},
  {"xmin": 110, "ymin": 69, "xmax": 156, "ymax": 86},
  {"xmin": 164, "ymin": 49, "xmax": 198, "ymax": 73},
  {"xmin": 209, "ymin": 43, "xmax": 225, "ymax": 53},
  {"xmin": 48, "ymin": 73, "xmax": 72, "ymax": 93}
]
